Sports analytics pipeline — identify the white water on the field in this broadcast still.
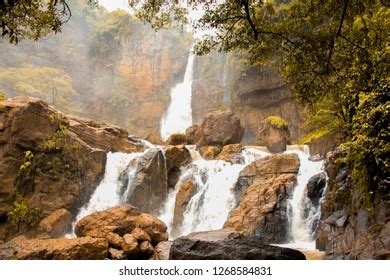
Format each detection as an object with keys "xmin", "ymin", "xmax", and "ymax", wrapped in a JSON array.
[
  {"xmin": 158, "ymin": 147, "xmax": 270, "ymax": 238},
  {"xmin": 160, "ymin": 51, "xmax": 195, "ymax": 139},
  {"xmin": 285, "ymin": 148, "xmax": 325, "ymax": 250}
]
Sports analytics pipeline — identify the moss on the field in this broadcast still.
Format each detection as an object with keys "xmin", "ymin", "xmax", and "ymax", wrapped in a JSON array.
[
  {"xmin": 6, "ymin": 194, "xmax": 40, "ymax": 233},
  {"xmin": 265, "ymin": 116, "xmax": 288, "ymax": 130}
]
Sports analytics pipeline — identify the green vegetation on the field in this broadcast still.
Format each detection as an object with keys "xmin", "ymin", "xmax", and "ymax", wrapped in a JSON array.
[
  {"xmin": 7, "ymin": 194, "xmax": 40, "ymax": 232},
  {"xmin": 135, "ymin": 1, "xmax": 389, "ymax": 202},
  {"xmin": 265, "ymin": 116, "xmax": 288, "ymax": 130},
  {"xmin": 19, "ymin": 151, "xmax": 34, "ymax": 172}
]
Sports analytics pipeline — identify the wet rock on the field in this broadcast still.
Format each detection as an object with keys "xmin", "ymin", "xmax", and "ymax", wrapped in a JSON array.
[
  {"xmin": 155, "ymin": 241, "xmax": 173, "ymax": 260},
  {"xmin": 0, "ymin": 237, "xmax": 108, "ymax": 260},
  {"xmin": 169, "ymin": 231, "xmax": 305, "ymax": 260},
  {"xmin": 131, "ymin": 228, "xmax": 151, "ymax": 242},
  {"xmin": 37, "ymin": 208, "xmax": 73, "ymax": 238},
  {"xmin": 119, "ymin": 148, "xmax": 168, "ymax": 215},
  {"xmin": 224, "ymin": 154, "xmax": 300, "ymax": 243},
  {"xmin": 306, "ymin": 173, "xmax": 326, "ymax": 205},
  {"xmin": 195, "ymin": 110, "xmax": 244, "ymax": 147},
  {"xmin": 256, "ymin": 116, "xmax": 291, "ymax": 153},
  {"xmin": 217, "ymin": 144, "xmax": 244, "ymax": 164},
  {"xmin": 109, "ymin": 248, "xmax": 126, "ymax": 260},
  {"xmin": 145, "ymin": 134, "xmax": 165, "ymax": 145},
  {"xmin": 185, "ymin": 125, "xmax": 199, "ymax": 145},
  {"xmin": 166, "ymin": 133, "xmax": 188, "ymax": 145},
  {"xmin": 164, "ymin": 145, "xmax": 192, "ymax": 189},
  {"xmin": 199, "ymin": 145, "xmax": 222, "ymax": 160}
]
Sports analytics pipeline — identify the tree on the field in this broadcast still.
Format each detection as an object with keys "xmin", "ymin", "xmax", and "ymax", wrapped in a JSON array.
[{"xmin": 131, "ymin": 0, "xmax": 389, "ymax": 198}]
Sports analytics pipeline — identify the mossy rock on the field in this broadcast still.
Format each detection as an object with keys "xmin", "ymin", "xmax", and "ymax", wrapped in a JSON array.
[
  {"xmin": 265, "ymin": 116, "xmax": 289, "ymax": 130},
  {"xmin": 166, "ymin": 133, "xmax": 188, "ymax": 146}
]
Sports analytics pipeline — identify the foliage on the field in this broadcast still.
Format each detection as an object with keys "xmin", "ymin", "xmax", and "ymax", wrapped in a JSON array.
[
  {"xmin": 19, "ymin": 151, "xmax": 34, "ymax": 172},
  {"xmin": 7, "ymin": 194, "xmax": 39, "ymax": 232},
  {"xmin": 0, "ymin": 65, "xmax": 80, "ymax": 113},
  {"xmin": 265, "ymin": 116, "xmax": 288, "ymax": 130}
]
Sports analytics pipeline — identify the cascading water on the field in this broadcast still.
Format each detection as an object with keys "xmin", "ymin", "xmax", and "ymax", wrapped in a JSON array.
[
  {"xmin": 160, "ymin": 50, "xmax": 195, "ymax": 139},
  {"xmin": 284, "ymin": 148, "xmax": 325, "ymax": 249},
  {"xmin": 158, "ymin": 147, "xmax": 270, "ymax": 238}
]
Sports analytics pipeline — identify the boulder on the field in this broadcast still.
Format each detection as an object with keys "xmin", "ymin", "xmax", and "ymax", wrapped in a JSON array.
[
  {"xmin": 172, "ymin": 178, "xmax": 198, "ymax": 236},
  {"xmin": 185, "ymin": 125, "xmax": 199, "ymax": 145},
  {"xmin": 0, "ymin": 237, "xmax": 108, "ymax": 260},
  {"xmin": 195, "ymin": 111, "xmax": 244, "ymax": 147},
  {"xmin": 224, "ymin": 154, "xmax": 300, "ymax": 243},
  {"xmin": 145, "ymin": 134, "xmax": 166, "ymax": 145},
  {"xmin": 199, "ymin": 145, "xmax": 222, "ymax": 160},
  {"xmin": 131, "ymin": 228, "xmax": 151, "ymax": 242},
  {"xmin": 256, "ymin": 116, "xmax": 291, "ymax": 153},
  {"xmin": 74, "ymin": 206, "xmax": 168, "ymax": 244},
  {"xmin": 154, "ymin": 241, "xmax": 173, "ymax": 260},
  {"xmin": 0, "ymin": 97, "xmax": 107, "ymax": 241},
  {"xmin": 164, "ymin": 145, "xmax": 192, "ymax": 189},
  {"xmin": 122, "ymin": 234, "xmax": 139, "ymax": 257},
  {"xmin": 217, "ymin": 144, "xmax": 244, "ymax": 164},
  {"xmin": 106, "ymin": 232, "xmax": 124, "ymax": 249},
  {"xmin": 37, "ymin": 208, "xmax": 73, "ymax": 238},
  {"xmin": 169, "ymin": 230, "xmax": 305, "ymax": 260},
  {"xmin": 166, "ymin": 133, "xmax": 188, "ymax": 145},
  {"xmin": 118, "ymin": 148, "xmax": 168, "ymax": 215},
  {"xmin": 306, "ymin": 172, "xmax": 326, "ymax": 205}
]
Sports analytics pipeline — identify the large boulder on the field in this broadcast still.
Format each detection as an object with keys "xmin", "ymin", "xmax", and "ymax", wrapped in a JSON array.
[
  {"xmin": 37, "ymin": 208, "xmax": 73, "ymax": 238},
  {"xmin": 164, "ymin": 145, "xmax": 192, "ymax": 189},
  {"xmin": 74, "ymin": 205, "xmax": 168, "ymax": 244},
  {"xmin": 118, "ymin": 148, "xmax": 168, "ymax": 215},
  {"xmin": 0, "ymin": 97, "xmax": 110, "ymax": 241},
  {"xmin": 224, "ymin": 154, "xmax": 300, "ymax": 243},
  {"xmin": 185, "ymin": 125, "xmax": 199, "ymax": 145},
  {"xmin": 0, "ymin": 237, "xmax": 108, "ymax": 260},
  {"xmin": 256, "ymin": 116, "xmax": 291, "ymax": 153},
  {"xmin": 306, "ymin": 172, "xmax": 327, "ymax": 206},
  {"xmin": 195, "ymin": 111, "xmax": 244, "ymax": 147},
  {"xmin": 169, "ymin": 229, "xmax": 305, "ymax": 260}
]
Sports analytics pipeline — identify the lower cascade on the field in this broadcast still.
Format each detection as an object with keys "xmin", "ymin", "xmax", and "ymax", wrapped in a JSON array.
[{"xmin": 69, "ymin": 144, "xmax": 325, "ymax": 250}]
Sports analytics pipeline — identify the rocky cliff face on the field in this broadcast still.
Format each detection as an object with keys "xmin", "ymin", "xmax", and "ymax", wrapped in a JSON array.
[
  {"xmin": 316, "ymin": 150, "xmax": 390, "ymax": 259},
  {"xmin": 192, "ymin": 53, "xmax": 304, "ymax": 145},
  {"xmin": 0, "ymin": 96, "xmax": 143, "ymax": 241}
]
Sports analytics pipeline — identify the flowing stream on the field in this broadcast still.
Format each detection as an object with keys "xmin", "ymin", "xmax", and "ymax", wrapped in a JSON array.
[{"xmin": 160, "ymin": 50, "xmax": 195, "ymax": 139}]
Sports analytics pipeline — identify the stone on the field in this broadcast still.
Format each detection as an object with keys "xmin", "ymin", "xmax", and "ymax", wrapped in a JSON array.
[
  {"xmin": 172, "ymin": 178, "xmax": 198, "ymax": 236},
  {"xmin": 195, "ymin": 110, "xmax": 244, "ymax": 147},
  {"xmin": 118, "ymin": 148, "xmax": 168, "ymax": 215},
  {"xmin": 0, "ymin": 237, "xmax": 108, "ymax": 260},
  {"xmin": 217, "ymin": 144, "xmax": 244, "ymax": 164},
  {"xmin": 185, "ymin": 125, "xmax": 199, "ymax": 145},
  {"xmin": 0, "ymin": 96, "xmax": 107, "ymax": 241},
  {"xmin": 164, "ymin": 145, "xmax": 192, "ymax": 189},
  {"xmin": 75, "ymin": 205, "xmax": 141, "ymax": 238},
  {"xmin": 37, "ymin": 208, "xmax": 73, "ymax": 238},
  {"xmin": 169, "ymin": 232, "xmax": 306, "ymax": 260},
  {"xmin": 122, "ymin": 234, "xmax": 139, "ymax": 257},
  {"xmin": 154, "ymin": 241, "xmax": 173, "ymax": 260},
  {"xmin": 145, "ymin": 134, "xmax": 166, "ymax": 145},
  {"xmin": 224, "ymin": 154, "xmax": 300, "ymax": 243},
  {"xmin": 306, "ymin": 173, "xmax": 327, "ymax": 205},
  {"xmin": 199, "ymin": 145, "xmax": 222, "ymax": 160},
  {"xmin": 256, "ymin": 116, "xmax": 291, "ymax": 153},
  {"xmin": 106, "ymin": 232, "xmax": 124, "ymax": 249},
  {"xmin": 136, "ymin": 213, "xmax": 169, "ymax": 244},
  {"xmin": 139, "ymin": 240, "xmax": 154, "ymax": 257},
  {"xmin": 131, "ymin": 228, "xmax": 151, "ymax": 242},
  {"xmin": 166, "ymin": 133, "xmax": 188, "ymax": 145},
  {"xmin": 109, "ymin": 248, "xmax": 126, "ymax": 260}
]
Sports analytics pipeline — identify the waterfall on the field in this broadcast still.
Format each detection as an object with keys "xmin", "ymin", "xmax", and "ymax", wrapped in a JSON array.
[
  {"xmin": 160, "ymin": 50, "xmax": 195, "ymax": 139},
  {"xmin": 285, "ymin": 148, "xmax": 325, "ymax": 250}
]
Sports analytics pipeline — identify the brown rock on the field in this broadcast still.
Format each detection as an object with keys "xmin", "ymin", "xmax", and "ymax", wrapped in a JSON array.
[
  {"xmin": 185, "ymin": 125, "xmax": 199, "ymax": 145},
  {"xmin": 106, "ymin": 232, "xmax": 124, "ymax": 249},
  {"xmin": 109, "ymin": 248, "xmax": 126, "ymax": 260},
  {"xmin": 195, "ymin": 110, "xmax": 244, "ymax": 147},
  {"xmin": 145, "ymin": 134, "xmax": 166, "ymax": 145},
  {"xmin": 217, "ymin": 144, "xmax": 244, "ymax": 164},
  {"xmin": 131, "ymin": 228, "xmax": 151, "ymax": 242},
  {"xmin": 172, "ymin": 179, "xmax": 198, "ymax": 236},
  {"xmin": 37, "ymin": 208, "xmax": 73, "ymax": 238},
  {"xmin": 154, "ymin": 241, "xmax": 173, "ymax": 260},
  {"xmin": 122, "ymin": 234, "xmax": 139, "ymax": 257},
  {"xmin": 224, "ymin": 154, "xmax": 300, "ymax": 243},
  {"xmin": 166, "ymin": 133, "xmax": 188, "ymax": 145},
  {"xmin": 256, "ymin": 116, "xmax": 291, "ymax": 153},
  {"xmin": 136, "ymin": 213, "xmax": 168, "ymax": 244},
  {"xmin": 199, "ymin": 146, "xmax": 222, "ymax": 160},
  {"xmin": 139, "ymin": 240, "xmax": 154, "ymax": 257},
  {"xmin": 75, "ymin": 205, "xmax": 141, "ymax": 238},
  {"xmin": 164, "ymin": 145, "xmax": 192, "ymax": 188},
  {"xmin": 0, "ymin": 237, "xmax": 108, "ymax": 260}
]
